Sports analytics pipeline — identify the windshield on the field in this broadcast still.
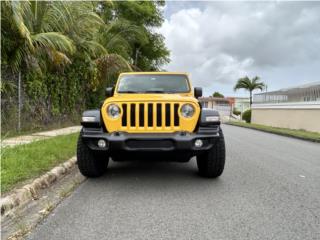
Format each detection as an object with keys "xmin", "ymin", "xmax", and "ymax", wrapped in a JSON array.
[{"xmin": 117, "ymin": 74, "xmax": 190, "ymax": 93}]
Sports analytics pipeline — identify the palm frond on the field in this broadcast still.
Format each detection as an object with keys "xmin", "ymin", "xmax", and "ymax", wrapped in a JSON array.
[
  {"xmin": 40, "ymin": 2, "xmax": 71, "ymax": 33},
  {"xmin": 102, "ymin": 20, "xmax": 149, "ymax": 49},
  {"xmin": 3, "ymin": 0, "xmax": 34, "ymax": 51},
  {"xmin": 233, "ymin": 76, "xmax": 250, "ymax": 91},
  {"xmin": 48, "ymin": 49, "xmax": 72, "ymax": 66},
  {"xmin": 80, "ymin": 40, "xmax": 108, "ymax": 58},
  {"xmin": 32, "ymin": 32, "xmax": 75, "ymax": 55},
  {"xmin": 234, "ymin": 76, "xmax": 265, "ymax": 92},
  {"xmin": 97, "ymin": 53, "xmax": 132, "ymax": 72},
  {"xmin": 8, "ymin": 44, "xmax": 29, "ymax": 73},
  {"xmin": 96, "ymin": 53, "xmax": 132, "ymax": 86}
]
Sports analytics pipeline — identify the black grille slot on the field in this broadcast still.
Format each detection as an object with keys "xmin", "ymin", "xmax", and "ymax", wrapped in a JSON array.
[
  {"xmin": 148, "ymin": 104, "xmax": 153, "ymax": 127},
  {"xmin": 165, "ymin": 104, "xmax": 170, "ymax": 126},
  {"xmin": 130, "ymin": 104, "xmax": 136, "ymax": 126},
  {"xmin": 174, "ymin": 104, "xmax": 179, "ymax": 126},
  {"xmin": 139, "ymin": 104, "xmax": 144, "ymax": 127},
  {"xmin": 122, "ymin": 104, "xmax": 127, "ymax": 126},
  {"xmin": 156, "ymin": 104, "xmax": 162, "ymax": 127}
]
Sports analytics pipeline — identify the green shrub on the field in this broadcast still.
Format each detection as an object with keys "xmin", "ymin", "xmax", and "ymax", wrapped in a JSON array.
[
  {"xmin": 242, "ymin": 109, "xmax": 251, "ymax": 123},
  {"xmin": 233, "ymin": 109, "xmax": 241, "ymax": 116}
]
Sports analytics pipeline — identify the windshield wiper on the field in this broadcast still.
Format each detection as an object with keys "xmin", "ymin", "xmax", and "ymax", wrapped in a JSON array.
[
  {"xmin": 117, "ymin": 90, "xmax": 139, "ymax": 93},
  {"xmin": 143, "ymin": 90, "xmax": 165, "ymax": 93}
]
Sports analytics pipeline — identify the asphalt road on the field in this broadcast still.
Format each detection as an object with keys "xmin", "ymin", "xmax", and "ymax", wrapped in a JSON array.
[{"xmin": 27, "ymin": 125, "xmax": 320, "ymax": 240}]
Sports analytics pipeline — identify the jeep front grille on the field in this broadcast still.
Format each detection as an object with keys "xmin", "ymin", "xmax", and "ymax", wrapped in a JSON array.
[{"xmin": 120, "ymin": 103, "xmax": 180, "ymax": 130}]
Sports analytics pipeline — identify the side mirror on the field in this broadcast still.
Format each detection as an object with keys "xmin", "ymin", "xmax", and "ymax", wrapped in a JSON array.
[
  {"xmin": 194, "ymin": 87, "xmax": 202, "ymax": 98},
  {"xmin": 105, "ymin": 87, "xmax": 114, "ymax": 98}
]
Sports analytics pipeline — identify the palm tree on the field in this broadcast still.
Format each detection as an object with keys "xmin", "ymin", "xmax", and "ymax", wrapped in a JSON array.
[
  {"xmin": 95, "ymin": 19, "xmax": 148, "ymax": 86},
  {"xmin": 1, "ymin": 1, "xmax": 77, "ymax": 73},
  {"xmin": 234, "ymin": 76, "xmax": 265, "ymax": 106}
]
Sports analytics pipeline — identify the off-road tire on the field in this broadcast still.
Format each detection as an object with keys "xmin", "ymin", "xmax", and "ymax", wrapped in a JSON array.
[
  {"xmin": 197, "ymin": 129, "xmax": 225, "ymax": 178},
  {"xmin": 77, "ymin": 135, "xmax": 109, "ymax": 177}
]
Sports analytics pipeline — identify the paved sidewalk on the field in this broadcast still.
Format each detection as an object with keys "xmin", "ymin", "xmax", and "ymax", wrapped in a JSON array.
[{"xmin": 2, "ymin": 126, "xmax": 81, "ymax": 148}]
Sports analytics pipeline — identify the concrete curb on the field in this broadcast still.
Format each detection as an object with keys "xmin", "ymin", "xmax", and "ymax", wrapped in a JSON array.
[
  {"xmin": 225, "ymin": 122, "xmax": 320, "ymax": 143},
  {"xmin": 0, "ymin": 157, "xmax": 77, "ymax": 216}
]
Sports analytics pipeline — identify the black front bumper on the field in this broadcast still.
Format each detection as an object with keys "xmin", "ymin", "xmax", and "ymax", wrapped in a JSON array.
[{"xmin": 81, "ymin": 126, "xmax": 220, "ymax": 153}]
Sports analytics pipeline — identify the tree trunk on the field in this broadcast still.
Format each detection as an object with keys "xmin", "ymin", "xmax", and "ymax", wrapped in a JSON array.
[{"xmin": 249, "ymin": 91, "xmax": 252, "ymax": 107}]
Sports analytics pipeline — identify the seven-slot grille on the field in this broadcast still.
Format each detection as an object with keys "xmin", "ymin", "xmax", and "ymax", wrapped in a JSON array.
[{"xmin": 121, "ymin": 103, "xmax": 180, "ymax": 130}]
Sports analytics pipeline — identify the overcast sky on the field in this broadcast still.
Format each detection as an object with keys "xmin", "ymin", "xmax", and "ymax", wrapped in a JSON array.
[{"xmin": 158, "ymin": 1, "xmax": 320, "ymax": 97}]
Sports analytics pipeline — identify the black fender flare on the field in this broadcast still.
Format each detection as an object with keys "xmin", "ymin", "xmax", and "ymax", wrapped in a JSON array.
[
  {"xmin": 199, "ymin": 108, "xmax": 221, "ymax": 126},
  {"xmin": 81, "ymin": 109, "xmax": 102, "ymax": 128}
]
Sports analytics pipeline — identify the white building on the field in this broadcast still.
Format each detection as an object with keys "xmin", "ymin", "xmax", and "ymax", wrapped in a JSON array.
[
  {"xmin": 199, "ymin": 97, "xmax": 231, "ymax": 121},
  {"xmin": 253, "ymin": 81, "xmax": 320, "ymax": 103},
  {"xmin": 252, "ymin": 82, "xmax": 320, "ymax": 132}
]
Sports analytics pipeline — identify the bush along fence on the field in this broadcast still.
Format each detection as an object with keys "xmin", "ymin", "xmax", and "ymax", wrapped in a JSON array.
[{"xmin": 1, "ymin": 67, "xmax": 88, "ymax": 135}]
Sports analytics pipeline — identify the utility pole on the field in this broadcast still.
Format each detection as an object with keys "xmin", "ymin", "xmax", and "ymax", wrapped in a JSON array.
[
  {"xmin": 265, "ymin": 84, "xmax": 268, "ymax": 103},
  {"xmin": 134, "ymin": 47, "xmax": 140, "ymax": 66},
  {"xmin": 18, "ymin": 71, "xmax": 21, "ymax": 131}
]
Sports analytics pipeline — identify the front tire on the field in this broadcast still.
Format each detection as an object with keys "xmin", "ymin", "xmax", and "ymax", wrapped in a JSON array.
[
  {"xmin": 197, "ymin": 129, "xmax": 225, "ymax": 178},
  {"xmin": 77, "ymin": 135, "xmax": 109, "ymax": 177}
]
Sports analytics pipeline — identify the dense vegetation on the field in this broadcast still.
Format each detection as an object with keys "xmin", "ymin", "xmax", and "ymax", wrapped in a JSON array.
[{"xmin": 1, "ymin": 1, "xmax": 169, "ymax": 135}]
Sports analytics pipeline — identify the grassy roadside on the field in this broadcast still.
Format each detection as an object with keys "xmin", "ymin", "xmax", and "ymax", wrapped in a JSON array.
[
  {"xmin": 226, "ymin": 121, "xmax": 320, "ymax": 143},
  {"xmin": 1, "ymin": 133, "xmax": 79, "ymax": 193}
]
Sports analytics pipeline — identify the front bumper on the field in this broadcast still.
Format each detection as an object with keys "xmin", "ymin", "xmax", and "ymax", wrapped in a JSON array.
[{"xmin": 81, "ymin": 126, "xmax": 220, "ymax": 153}]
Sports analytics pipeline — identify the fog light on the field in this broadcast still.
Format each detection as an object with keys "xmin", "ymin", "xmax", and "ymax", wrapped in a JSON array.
[
  {"xmin": 97, "ymin": 139, "xmax": 106, "ymax": 148},
  {"xmin": 194, "ymin": 139, "xmax": 203, "ymax": 148}
]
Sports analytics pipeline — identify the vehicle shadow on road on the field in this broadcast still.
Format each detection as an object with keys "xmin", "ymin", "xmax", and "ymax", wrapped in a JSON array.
[{"xmin": 84, "ymin": 158, "xmax": 225, "ymax": 192}]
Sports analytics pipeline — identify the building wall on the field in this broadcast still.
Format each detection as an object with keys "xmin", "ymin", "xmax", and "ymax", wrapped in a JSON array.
[
  {"xmin": 251, "ymin": 102, "xmax": 320, "ymax": 132},
  {"xmin": 199, "ymin": 97, "xmax": 231, "ymax": 122}
]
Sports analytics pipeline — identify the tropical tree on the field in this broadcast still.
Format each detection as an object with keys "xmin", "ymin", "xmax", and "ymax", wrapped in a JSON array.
[
  {"xmin": 99, "ymin": 1, "xmax": 170, "ymax": 71},
  {"xmin": 212, "ymin": 92, "xmax": 224, "ymax": 98},
  {"xmin": 234, "ymin": 76, "xmax": 265, "ymax": 106},
  {"xmin": 1, "ymin": 1, "xmax": 77, "ymax": 73},
  {"xmin": 1, "ymin": 1, "xmax": 130, "ymax": 75},
  {"xmin": 94, "ymin": 19, "xmax": 140, "ymax": 87}
]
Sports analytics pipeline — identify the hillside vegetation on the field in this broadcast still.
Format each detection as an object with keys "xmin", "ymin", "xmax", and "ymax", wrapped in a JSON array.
[{"xmin": 1, "ymin": 1, "xmax": 169, "ymax": 135}]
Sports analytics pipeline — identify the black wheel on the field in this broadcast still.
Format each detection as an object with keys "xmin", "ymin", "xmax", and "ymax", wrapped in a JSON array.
[
  {"xmin": 197, "ymin": 129, "xmax": 225, "ymax": 178},
  {"xmin": 77, "ymin": 135, "xmax": 109, "ymax": 177},
  {"xmin": 112, "ymin": 156, "xmax": 121, "ymax": 162}
]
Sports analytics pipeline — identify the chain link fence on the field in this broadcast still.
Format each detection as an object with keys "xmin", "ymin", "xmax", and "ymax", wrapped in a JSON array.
[{"xmin": 1, "ymin": 68, "xmax": 82, "ymax": 136}]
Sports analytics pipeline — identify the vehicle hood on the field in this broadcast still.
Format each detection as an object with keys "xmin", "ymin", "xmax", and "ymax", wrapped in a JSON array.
[{"xmin": 103, "ymin": 94, "xmax": 198, "ymax": 105}]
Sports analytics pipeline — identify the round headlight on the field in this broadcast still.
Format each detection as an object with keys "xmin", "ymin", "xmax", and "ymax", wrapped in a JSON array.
[
  {"xmin": 107, "ymin": 104, "xmax": 120, "ymax": 119},
  {"xmin": 180, "ymin": 104, "xmax": 195, "ymax": 118}
]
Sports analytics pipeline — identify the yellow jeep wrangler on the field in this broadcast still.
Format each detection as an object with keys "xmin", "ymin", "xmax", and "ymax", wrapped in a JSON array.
[{"xmin": 77, "ymin": 72, "xmax": 225, "ymax": 178}]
